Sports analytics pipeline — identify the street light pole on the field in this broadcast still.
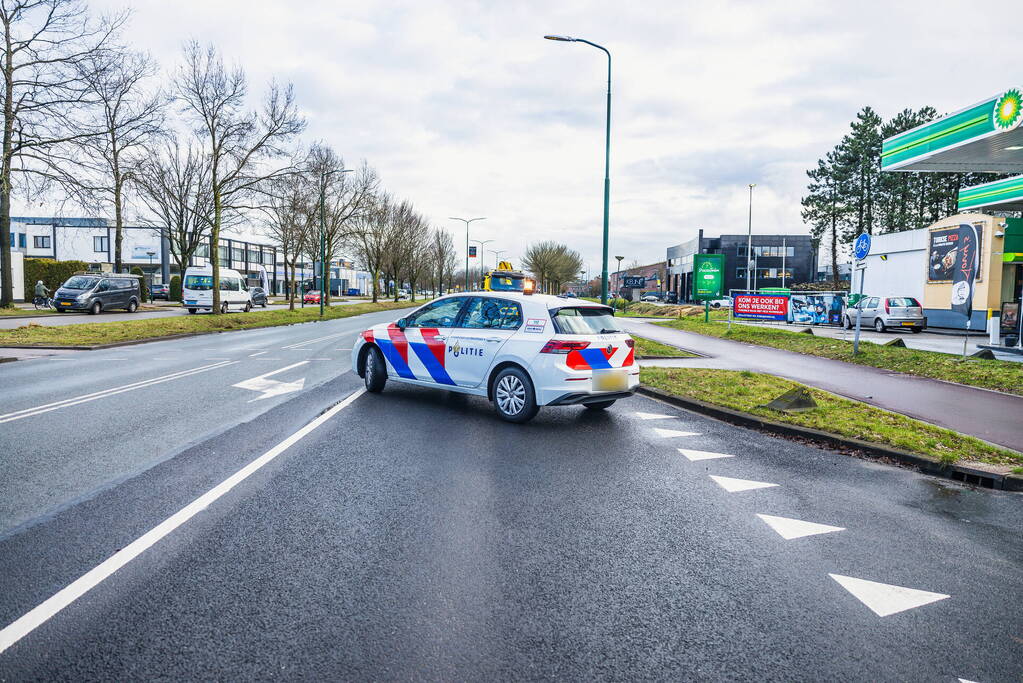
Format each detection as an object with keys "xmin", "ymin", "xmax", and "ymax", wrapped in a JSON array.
[
  {"xmin": 449, "ymin": 216, "xmax": 486, "ymax": 291},
  {"xmin": 320, "ymin": 168, "xmax": 354, "ymax": 317},
  {"xmin": 544, "ymin": 34, "xmax": 612, "ymax": 306},
  {"xmin": 490, "ymin": 249, "xmax": 507, "ymax": 269},
  {"xmin": 746, "ymin": 183, "xmax": 756, "ymax": 292},
  {"xmin": 470, "ymin": 239, "xmax": 494, "ymax": 288},
  {"xmin": 614, "ymin": 255, "xmax": 624, "ymax": 310}
]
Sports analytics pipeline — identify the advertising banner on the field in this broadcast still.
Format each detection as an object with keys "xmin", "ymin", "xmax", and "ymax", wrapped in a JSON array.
[
  {"xmin": 734, "ymin": 294, "xmax": 788, "ymax": 321},
  {"xmin": 468, "ymin": 246, "xmax": 477, "ymax": 258},
  {"xmin": 950, "ymin": 223, "xmax": 979, "ymax": 320},
  {"xmin": 789, "ymin": 294, "xmax": 844, "ymax": 325},
  {"xmin": 131, "ymin": 245, "xmax": 159, "ymax": 260},
  {"xmin": 928, "ymin": 224, "xmax": 983, "ymax": 282},
  {"xmin": 623, "ymin": 275, "xmax": 646, "ymax": 288},
  {"xmin": 692, "ymin": 254, "xmax": 724, "ymax": 301}
]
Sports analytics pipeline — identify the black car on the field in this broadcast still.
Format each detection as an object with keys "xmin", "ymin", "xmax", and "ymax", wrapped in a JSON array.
[
  {"xmin": 248, "ymin": 286, "xmax": 270, "ymax": 307},
  {"xmin": 664, "ymin": 291, "xmax": 679, "ymax": 304},
  {"xmin": 151, "ymin": 283, "xmax": 170, "ymax": 300}
]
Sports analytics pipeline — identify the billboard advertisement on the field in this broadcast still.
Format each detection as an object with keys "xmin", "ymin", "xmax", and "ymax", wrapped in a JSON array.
[
  {"xmin": 928, "ymin": 224, "xmax": 983, "ymax": 282},
  {"xmin": 789, "ymin": 294, "xmax": 844, "ymax": 325},
  {"xmin": 692, "ymin": 254, "xmax": 724, "ymax": 301},
  {"xmin": 734, "ymin": 294, "xmax": 788, "ymax": 321},
  {"xmin": 622, "ymin": 275, "xmax": 646, "ymax": 288}
]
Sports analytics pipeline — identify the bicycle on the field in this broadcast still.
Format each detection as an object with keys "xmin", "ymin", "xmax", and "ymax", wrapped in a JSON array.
[{"xmin": 33, "ymin": 295, "xmax": 54, "ymax": 310}]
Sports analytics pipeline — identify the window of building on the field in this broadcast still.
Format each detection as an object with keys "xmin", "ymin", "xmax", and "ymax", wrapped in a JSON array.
[
  {"xmin": 93, "ymin": 235, "xmax": 109, "ymax": 253},
  {"xmin": 33, "ymin": 235, "xmax": 51, "ymax": 249},
  {"xmin": 232, "ymin": 247, "xmax": 244, "ymax": 263},
  {"xmin": 247, "ymin": 248, "xmax": 260, "ymax": 264},
  {"xmin": 19, "ymin": 233, "xmax": 26, "ymax": 248}
]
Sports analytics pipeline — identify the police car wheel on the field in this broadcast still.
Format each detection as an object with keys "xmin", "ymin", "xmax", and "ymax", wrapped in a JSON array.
[
  {"xmin": 364, "ymin": 346, "xmax": 387, "ymax": 393},
  {"xmin": 584, "ymin": 399, "xmax": 616, "ymax": 411},
  {"xmin": 492, "ymin": 367, "xmax": 538, "ymax": 423}
]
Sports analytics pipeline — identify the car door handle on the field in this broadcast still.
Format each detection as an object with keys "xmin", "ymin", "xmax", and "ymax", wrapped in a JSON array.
[
  {"xmin": 434, "ymin": 335, "xmax": 447, "ymax": 341},
  {"xmin": 485, "ymin": 337, "xmax": 502, "ymax": 342}
]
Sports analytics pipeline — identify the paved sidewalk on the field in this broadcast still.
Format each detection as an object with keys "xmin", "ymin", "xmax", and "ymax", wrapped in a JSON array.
[{"xmin": 621, "ymin": 318, "xmax": 1023, "ymax": 452}]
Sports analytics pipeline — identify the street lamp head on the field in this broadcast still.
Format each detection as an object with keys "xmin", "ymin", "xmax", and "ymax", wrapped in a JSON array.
[
  {"xmin": 749, "ymin": 183, "xmax": 756, "ymax": 189},
  {"xmin": 544, "ymin": 34, "xmax": 576, "ymax": 42},
  {"xmin": 615, "ymin": 255, "xmax": 624, "ymax": 261}
]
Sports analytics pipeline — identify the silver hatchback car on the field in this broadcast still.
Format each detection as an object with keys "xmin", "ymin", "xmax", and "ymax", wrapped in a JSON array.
[{"xmin": 843, "ymin": 296, "xmax": 926, "ymax": 333}]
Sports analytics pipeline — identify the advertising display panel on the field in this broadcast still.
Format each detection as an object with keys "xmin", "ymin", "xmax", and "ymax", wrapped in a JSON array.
[
  {"xmin": 734, "ymin": 294, "xmax": 788, "ymax": 321},
  {"xmin": 928, "ymin": 225, "xmax": 983, "ymax": 282},
  {"xmin": 789, "ymin": 294, "xmax": 844, "ymax": 325},
  {"xmin": 692, "ymin": 254, "xmax": 724, "ymax": 301},
  {"xmin": 623, "ymin": 275, "xmax": 646, "ymax": 288}
]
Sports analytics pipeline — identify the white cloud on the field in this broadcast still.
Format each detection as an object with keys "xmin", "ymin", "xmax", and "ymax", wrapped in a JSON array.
[{"xmin": 29, "ymin": 0, "xmax": 1023, "ymax": 270}]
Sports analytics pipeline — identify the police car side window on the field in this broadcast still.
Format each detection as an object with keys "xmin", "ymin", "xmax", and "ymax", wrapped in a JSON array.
[
  {"xmin": 406, "ymin": 297, "xmax": 465, "ymax": 328},
  {"xmin": 462, "ymin": 297, "xmax": 521, "ymax": 329}
]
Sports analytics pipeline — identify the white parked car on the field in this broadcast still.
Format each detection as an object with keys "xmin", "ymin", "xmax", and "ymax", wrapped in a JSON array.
[
  {"xmin": 182, "ymin": 266, "xmax": 253, "ymax": 314},
  {"xmin": 708, "ymin": 296, "xmax": 733, "ymax": 309},
  {"xmin": 352, "ymin": 292, "xmax": 640, "ymax": 423}
]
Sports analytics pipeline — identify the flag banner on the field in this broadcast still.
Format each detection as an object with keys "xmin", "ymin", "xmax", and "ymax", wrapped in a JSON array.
[{"xmin": 950, "ymin": 223, "xmax": 979, "ymax": 321}]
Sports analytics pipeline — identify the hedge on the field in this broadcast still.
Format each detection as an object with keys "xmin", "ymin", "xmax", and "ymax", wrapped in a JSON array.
[
  {"xmin": 130, "ymin": 266, "xmax": 149, "ymax": 301},
  {"xmin": 169, "ymin": 275, "xmax": 182, "ymax": 302},
  {"xmin": 24, "ymin": 259, "xmax": 90, "ymax": 299}
]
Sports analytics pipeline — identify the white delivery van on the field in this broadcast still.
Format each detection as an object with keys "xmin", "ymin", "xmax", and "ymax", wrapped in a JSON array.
[{"xmin": 182, "ymin": 266, "xmax": 253, "ymax": 314}]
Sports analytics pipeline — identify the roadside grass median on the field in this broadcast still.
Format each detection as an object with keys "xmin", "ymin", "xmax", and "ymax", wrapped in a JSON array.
[
  {"xmin": 656, "ymin": 316, "xmax": 1022, "ymax": 396},
  {"xmin": 0, "ymin": 307, "xmax": 57, "ymax": 316},
  {"xmin": 0, "ymin": 300, "xmax": 413, "ymax": 347},
  {"xmin": 632, "ymin": 336, "xmax": 697, "ymax": 359},
  {"xmin": 640, "ymin": 367, "xmax": 1023, "ymax": 468}
]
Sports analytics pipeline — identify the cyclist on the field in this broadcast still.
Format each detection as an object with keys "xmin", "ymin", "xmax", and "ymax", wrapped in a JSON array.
[{"xmin": 33, "ymin": 280, "xmax": 51, "ymax": 308}]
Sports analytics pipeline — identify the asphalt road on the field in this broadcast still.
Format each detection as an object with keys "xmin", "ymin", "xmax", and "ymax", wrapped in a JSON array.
[
  {"xmin": 0, "ymin": 313, "xmax": 1021, "ymax": 680},
  {"xmin": 0, "ymin": 299, "xmax": 366, "ymax": 329},
  {"xmin": 620, "ymin": 318, "xmax": 1023, "ymax": 453}
]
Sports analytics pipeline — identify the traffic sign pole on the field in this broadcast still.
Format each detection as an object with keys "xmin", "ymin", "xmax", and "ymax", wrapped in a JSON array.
[{"xmin": 851, "ymin": 233, "xmax": 871, "ymax": 356}]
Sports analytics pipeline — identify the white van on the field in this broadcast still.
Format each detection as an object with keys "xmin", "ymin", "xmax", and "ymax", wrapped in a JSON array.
[{"xmin": 182, "ymin": 266, "xmax": 253, "ymax": 314}]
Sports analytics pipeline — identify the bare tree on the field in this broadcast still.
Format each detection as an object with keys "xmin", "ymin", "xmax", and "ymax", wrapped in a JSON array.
[
  {"xmin": 175, "ymin": 41, "xmax": 304, "ymax": 313},
  {"xmin": 134, "ymin": 136, "xmax": 212, "ymax": 283},
  {"xmin": 260, "ymin": 166, "xmax": 311, "ymax": 310},
  {"xmin": 347, "ymin": 193, "xmax": 391, "ymax": 303},
  {"xmin": 75, "ymin": 47, "xmax": 165, "ymax": 272},
  {"xmin": 429, "ymin": 227, "xmax": 456, "ymax": 296},
  {"xmin": 0, "ymin": 0, "xmax": 124, "ymax": 306}
]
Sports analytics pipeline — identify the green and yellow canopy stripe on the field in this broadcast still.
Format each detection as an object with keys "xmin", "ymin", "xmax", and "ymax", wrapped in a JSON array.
[{"xmin": 958, "ymin": 174, "xmax": 1023, "ymax": 210}]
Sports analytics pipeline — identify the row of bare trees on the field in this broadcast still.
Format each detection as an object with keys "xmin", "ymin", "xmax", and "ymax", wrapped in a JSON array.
[
  {"xmin": 521, "ymin": 240, "xmax": 583, "ymax": 294},
  {"xmin": 0, "ymin": 0, "xmax": 458, "ymax": 312}
]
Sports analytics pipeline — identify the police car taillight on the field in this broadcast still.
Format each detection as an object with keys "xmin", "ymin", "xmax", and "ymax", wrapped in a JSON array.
[
  {"xmin": 540, "ymin": 340, "xmax": 590, "ymax": 354},
  {"xmin": 625, "ymin": 338, "xmax": 634, "ymax": 348}
]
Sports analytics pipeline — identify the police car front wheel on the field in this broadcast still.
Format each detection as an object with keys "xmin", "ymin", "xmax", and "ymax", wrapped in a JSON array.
[
  {"xmin": 492, "ymin": 367, "xmax": 538, "ymax": 424},
  {"xmin": 364, "ymin": 346, "xmax": 387, "ymax": 393}
]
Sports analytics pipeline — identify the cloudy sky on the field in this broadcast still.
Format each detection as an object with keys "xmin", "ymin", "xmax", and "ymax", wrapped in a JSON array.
[{"xmin": 78, "ymin": 0, "xmax": 1022, "ymax": 273}]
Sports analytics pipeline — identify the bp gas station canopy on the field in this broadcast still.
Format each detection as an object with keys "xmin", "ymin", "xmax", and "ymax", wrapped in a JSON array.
[{"xmin": 881, "ymin": 87, "xmax": 1023, "ymax": 211}]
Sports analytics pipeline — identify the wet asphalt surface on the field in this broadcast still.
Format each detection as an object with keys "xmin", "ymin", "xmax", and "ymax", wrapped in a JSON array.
[{"xmin": 0, "ymin": 323, "xmax": 1020, "ymax": 680}]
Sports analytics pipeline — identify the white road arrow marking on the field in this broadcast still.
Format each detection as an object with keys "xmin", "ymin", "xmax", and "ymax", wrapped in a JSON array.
[
  {"xmin": 709, "ymin": 475, "xmax": 778, "ymax": 493},
  {"xmin": 232, "ymin": 361, "xmax": 308, "ymax": 402},
  {"xmin": 756, "ymin": 513, "xmax": 844, "ymax": 540},
  {"xmin": 678, "ymin": 448, "xmax": 734, "ymax": 461},
  {"xmin": 829, "ymin": 574, "xmax": 950, "ymax": 617},
  {"xmin": 634, "ymin": 412, "xmax": 673, "ymax": 420},
  {"xmin": 653, "ymin": 427, "xmax": 701, "ymax": 438}
]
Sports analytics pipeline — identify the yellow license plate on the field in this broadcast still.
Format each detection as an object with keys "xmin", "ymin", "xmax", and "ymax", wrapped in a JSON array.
[
  {"xmin": 60, "ymin": 302, "xmax": 70, "ymax": 306},
  {"xmin": 592, "ymin": 369, "xmax": 628, "ymax": 392},
  {"xmin": 901, "ymin": 322, "xmax": 915, "ymax": 326}
]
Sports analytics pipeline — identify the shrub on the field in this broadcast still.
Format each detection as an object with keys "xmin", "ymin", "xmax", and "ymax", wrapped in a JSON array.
[
  {"xmin": 23, "ymin": 258, "xmax": 90, "ymax": 299},
  {"xmin": 169, "ymin": 275, "xmax": 182, "ymax": 302},
  {"xmin": 130, "ymin": 266, "xmax": 148, "ymax": 302}
]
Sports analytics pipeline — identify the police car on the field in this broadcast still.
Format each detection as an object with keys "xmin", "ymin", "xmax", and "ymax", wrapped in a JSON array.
[{"xmin": 351, "ymin": 292, "xmax": 639, "ymax": 423}]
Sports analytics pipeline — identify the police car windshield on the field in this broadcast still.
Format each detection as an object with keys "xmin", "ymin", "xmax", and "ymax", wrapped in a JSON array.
[{"xmin": 552, "ymin": 307, "xmax": 622, "ymax": 334}]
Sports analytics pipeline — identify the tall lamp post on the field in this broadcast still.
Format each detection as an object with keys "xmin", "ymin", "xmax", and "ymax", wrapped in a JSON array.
[
  {"xmin": 490, "ymin": 249, "xmax": 507, "ymax": 269},
  {"xmin": 544, "ymin": 34, "xmax": 612, "ymax": 306},
  {"xmin": 745, "ymin": 183, "xmax": 756, "ymax": 292},
  {"xmin": 614, "ymin": 255, "xmax": 624, "ymax": 308},
  {"xmin": 320, "ymin": 168, "xmax": 354, "ymax": 317},
  {"xmin": 449, "ymin": 216, "xmax": 486, "ymax": 291},
  {"xmin": 469, "ymin": 239, "xmax": 494, "ymax": 288}
]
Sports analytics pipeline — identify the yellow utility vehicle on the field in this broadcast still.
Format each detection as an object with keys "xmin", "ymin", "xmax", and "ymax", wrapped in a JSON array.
[{"xmin": 482, "ymin": 261, "xmax": 535, "ymax": 293}]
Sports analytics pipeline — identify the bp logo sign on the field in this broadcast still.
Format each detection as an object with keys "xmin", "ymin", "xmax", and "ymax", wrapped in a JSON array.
[{"xmin": 992, "ymin": 88, "xmax": 1023, "ymax": 131}]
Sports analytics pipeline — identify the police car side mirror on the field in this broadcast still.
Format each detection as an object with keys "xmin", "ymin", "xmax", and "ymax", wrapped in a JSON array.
[{"xmin": 396, "ymin": 317, "xmax": 408, "ymax": 329}]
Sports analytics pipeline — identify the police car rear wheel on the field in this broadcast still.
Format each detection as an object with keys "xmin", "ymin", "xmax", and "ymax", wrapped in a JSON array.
[
  {"xmin": 492, "ymin": 367, "xmax": 538, "ymax": 423},
  {"xmin": 364, "ymin": 346, "xmax": 387, "ymax": 393},
  {"xmin": 584, "ymin": 399, "xmax": 616, "ymax": 411}
]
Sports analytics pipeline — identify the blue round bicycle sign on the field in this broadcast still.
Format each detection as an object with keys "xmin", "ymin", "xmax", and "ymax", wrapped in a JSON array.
[{"xmin": 853, "ymin": 233, "xmax": 871, "ymax": 260}]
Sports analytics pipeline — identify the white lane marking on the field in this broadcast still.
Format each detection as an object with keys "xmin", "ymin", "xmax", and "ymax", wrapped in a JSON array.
[
  {"xmin": 248, "ymin": 351, "xmax": 268, "ymax": 357},
  {"xmin": 958, "ymin": 679, "xmax": 979, "ymax": 682},
  {"xmin": 0, "ymin": 388, "xmax": 366, "ymax": 655},
  {"xmin": 281, "ymin": 331, "xmax": 348, "ymax": 349},
  {"xmin": 287, "ymin": 348, "xmax": 311, "ymax": 351},
  {"xmin": 232, "ymin": 361, "xmax": 308, "ymax": 402},
  {"xmin": 48, "ymin": 358, "xmax": 75, "ymax": 361},
  {"xmin": 678, "ymin": 448, "xmax": 734, "ymax": 461},
  {"xmin": 756, "ymin": 513, "xmax": 844, "ymax": 540},
  {"xmin": 307, "ymin": 358, "xmax": 332, "ymax": 361},
  {"xmin": 0, "ymin": 362, "xmax": 237, "ymax": 424},
  {"xmin": 634, "ymin": 412, "xmax": 673, "ymax": 420},
  {"xmin": 653, "ymin": 427, "xmax": 700, "ymax": 438},
  {"xmin": 829, "ymin": 574, "xmax": 950, "ymax": 617},
  {"xmin": 709, "ymin": 475, "xmax": 778, "ymax": 493},
  {"xmin": 335, "ymin": 347, "xmax": 352, "ymax": 351}
]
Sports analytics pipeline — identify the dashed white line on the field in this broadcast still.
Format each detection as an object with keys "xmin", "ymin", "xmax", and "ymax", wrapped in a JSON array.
[
  {"xmin": 653, "ymin": 427, "xmax": 700, "ymax": 438},
  {"xmin": 678, "ymin": 448, "xmax": 733, "ymax": 461},
  {"xmin": 248, "ymin": 351, "xmax": 268, "ymax": 357},
  {"xmin": 756, "ymin": 514, "xmax": 844, "ymax": 540},
  {"xmin": 634, "ymin": 411, "xmax": 673, "ymax": 420},
  {"xmin": 829, "ymin": 574, "xmax": 950, "ymax": 617},
  {"xmin": 708, "ymin": 475, "xmax": 778, "ymax": 493},
  {"xmin": 0, "ymin": 388, "xmax": 366, "ymax": 654}
]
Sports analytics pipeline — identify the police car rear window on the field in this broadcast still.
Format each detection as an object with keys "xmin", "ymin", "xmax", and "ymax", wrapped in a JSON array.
[{"xmin": 552, "ymin": 307, "xmax": 622, "ymax": 334}]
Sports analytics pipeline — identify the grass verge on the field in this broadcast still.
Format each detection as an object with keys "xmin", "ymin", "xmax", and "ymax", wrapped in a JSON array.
[
  {"xmin": 632, "ymin": 336, "xmax": 696, "ymax": 358},
  {"xmin": 640, "ymin": 367, "xmax": 1022, "ymax": 468},
  {"xmin": 657, "ymin": 317, "xmax": 1022, "ymax": 396},
  {"xmin": 0, "ymin": 301, "xmax": 413, "ymax": 347},
  {"xmin": 0, "ymin": 307, "xmax": 57, "ymax": 316}
]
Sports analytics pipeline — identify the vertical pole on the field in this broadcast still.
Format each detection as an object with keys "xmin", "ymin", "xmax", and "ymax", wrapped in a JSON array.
[
  {"xmin": 746, "ymin": 184, "xmax": 754, "ymax": 292},
  {"xmin": 600, "ymin": 51, "xmax": 611, "ymax": 306},
  {"xmin": 853, "ymin": 262, "xmax": 865, "ymax": 355},
  {"xmin": 781, "ymin": 237, "xmax": 786, "ymax": 289},
  {"xmin": 465, "ymin": 223, "xmax": 469, "ymax": 292},
  {"xmin": 704, "ymin": 300, "xmax": 709, "ymax": 323},
  {"xmin": 963, "ymin": 319, "xmax": 971, "ymax": 358},
  {"xmin": 319, "ymin": 172, "xmax": 326, "ymax": 317}
]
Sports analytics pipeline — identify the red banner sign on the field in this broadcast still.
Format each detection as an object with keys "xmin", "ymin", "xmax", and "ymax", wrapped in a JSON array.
[{"xmin": 734, "ymin": 294, "xmax": 788, "ymax": 321}]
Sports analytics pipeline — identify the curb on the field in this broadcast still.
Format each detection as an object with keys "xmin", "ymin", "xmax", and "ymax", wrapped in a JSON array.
[{"xmin": 637, "ymin": 385, "xmax": 1023, "ymax": 492}]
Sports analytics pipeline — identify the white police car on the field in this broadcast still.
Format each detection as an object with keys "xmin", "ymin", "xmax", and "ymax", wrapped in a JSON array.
[{"xmin": 352, "ymin": 292, "xmax": 639, "ymax": 423}]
